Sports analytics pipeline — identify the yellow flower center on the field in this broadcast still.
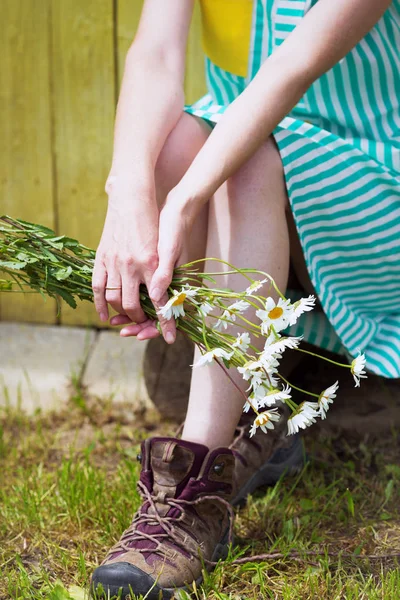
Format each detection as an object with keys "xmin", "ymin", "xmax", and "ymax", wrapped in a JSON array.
[
  {"xmin": 268, "ymin": 306, "xmax": 284, "ymax": 320},
  {"xmin": 172, "ymin": 292, "xmax": 187, "ymax": 306},
  {"xmin": 255, "ymin": 412, "xmax": 269, "ymax": 427}
]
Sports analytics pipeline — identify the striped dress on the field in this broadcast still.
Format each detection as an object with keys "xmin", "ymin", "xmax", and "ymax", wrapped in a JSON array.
[{"xmin": 184, "ymin": 0, "xmax": 400, "ymax": 378}]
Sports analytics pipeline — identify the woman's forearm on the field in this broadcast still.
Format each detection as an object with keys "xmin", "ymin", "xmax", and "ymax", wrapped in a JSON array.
[
  {"xmin": 171, "ymin": 0, "xmax": 390, "ymax": 217},
  {"xmin": 175, "ymin": 54, "xmax": 308, "ymax": 209},
  {"xmin": 171, "ymin": 52, "xmax": 307, "ymax": 216},
  {"xmin": 107, "ymin": 43, "xmax": 185, "ymax": 197}
]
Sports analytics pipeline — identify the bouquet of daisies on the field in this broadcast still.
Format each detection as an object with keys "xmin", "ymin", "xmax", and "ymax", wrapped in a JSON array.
[{"xmin": 0, "ymin": 215, "xmax": 367, "ymax": 436}]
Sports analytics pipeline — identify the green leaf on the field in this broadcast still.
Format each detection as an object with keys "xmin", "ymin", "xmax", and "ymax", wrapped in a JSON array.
[
  {"xmin": 380, "ymin": 511, "xmax": 392, "ymax": 520},
  {"xmin": 45, "ymin": 239, "xmax": 64, "ymax": 250},
  {"xmin": 15, "ymin": 218, "xmax": 56, "ymax": 236},
  {"xmin": 384, "ymin": 479, "xmax": 394, "ymax": 503},
  {"xmin": 16, "ymin": 252, "xmax": 39, "ymax": 264},
  {"xmin": 42, "ymin": 248, "xmax": 59, "ymax": 262},
  {"xmin": 0, "ymin": 279, "xmax": 13, "ymax": 290},
  {"xmin": 0, "ymin": 260, "xmax": 27, "ymax": 270},
  {"xmin": 67, "ymin": 585, "xmax": 87, "ymax": 600},
  {"xmin": 56, "ymin": 287, "xmax": 77, "ymax": 309},
  {"xmin": 299, "ymin": 498, "xmax": 314, "ymax": 511},
  {"xmin": 54, "ymin": 266, "xmax": 73, "ymax": 281},
  {"xmin": 48, "ymin": 582, "xmax": 73, "ymax": 600},
  {"xmin": 59, "ymin": 236, "xmax": 81, "ymax": 248}
]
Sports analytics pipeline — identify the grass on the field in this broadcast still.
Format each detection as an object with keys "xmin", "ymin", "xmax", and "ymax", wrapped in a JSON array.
[{"xmin": 1, "ymin": 389, "xmax": 399, "ymax": 600}]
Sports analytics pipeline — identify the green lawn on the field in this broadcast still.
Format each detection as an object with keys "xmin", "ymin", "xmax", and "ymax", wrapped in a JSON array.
[{"xmin": 1, "ymin": 391, "xmax": 399, "ymax": 600}]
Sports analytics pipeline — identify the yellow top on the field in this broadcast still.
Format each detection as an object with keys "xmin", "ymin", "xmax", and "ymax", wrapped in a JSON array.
[{"xmin": 199, "ymin": 0, "xmax": 253, "ymax": 77}]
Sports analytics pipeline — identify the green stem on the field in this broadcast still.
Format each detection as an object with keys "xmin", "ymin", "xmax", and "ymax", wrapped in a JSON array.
[
  {"xmin": 295, "ymin": 347, "xmax": 350, "ymax": 369},
  {"xmin": 278, "ymin": 372, "xmax": 320, "ymax": 399}
]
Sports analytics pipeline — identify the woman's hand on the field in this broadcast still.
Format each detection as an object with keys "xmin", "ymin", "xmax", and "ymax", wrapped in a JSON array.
[
  {"xmin": 92, "ymin": 179, "xmax": 178, "ymax": 343},
  {"xmin": 110, "ymin": 192, "xmax": 192, "ymax": 341}
]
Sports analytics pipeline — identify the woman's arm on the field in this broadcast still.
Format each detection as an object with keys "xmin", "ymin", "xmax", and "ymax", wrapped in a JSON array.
[
  {"xmin": 108, "ymin": 0, "xmax": 194, "ymax": 183},
  {"xmin": 166, "ymin": 0, "xmax": 391, "ymax": 216},
  {"xmin": 93, "ymin": 0, "xmax": 193, "ymax": 341}
]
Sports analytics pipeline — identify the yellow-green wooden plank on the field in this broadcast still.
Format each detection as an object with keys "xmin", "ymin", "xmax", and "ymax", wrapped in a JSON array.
[
  {"xmin": 185, "ymin": 2, "xmax": 206, "ymax": 104},
  {"xmin": 117, "ymin": 0, "xmax": 205, "ymax": 101},
  {"xmin": 117, "ymin": 0, "xmax": 144, "ymax": 90},
  {"xmin": 0, "ymin": 0, "xmax": 56, "ymax": 323},
  {"xmin": 52, "ymin": 0, "xmax": 115, "ymax": 326}
]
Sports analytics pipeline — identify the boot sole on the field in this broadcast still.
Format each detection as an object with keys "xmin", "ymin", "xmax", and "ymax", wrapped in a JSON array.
[
  {"xmin": 91, "ymin": 529, "xmax": 232, "ymax": 600},
  {"xmin": 231, "ymin": 434, "xmax": 305, "ymax": 507}
]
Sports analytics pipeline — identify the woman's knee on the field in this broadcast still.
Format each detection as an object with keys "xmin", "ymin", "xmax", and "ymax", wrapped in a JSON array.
[
  {"xmin": 155, "ymin": 113, "xmax": 211, "ymax": 203},
  {"xmin": 226, "ymin": 136, "xmax": 287, "ymax": 211}
]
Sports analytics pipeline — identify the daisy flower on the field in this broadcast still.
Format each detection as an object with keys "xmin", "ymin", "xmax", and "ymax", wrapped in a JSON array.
[
  {"xmin": 213, "ymin": 300, "xmax": 250, "ymax": 331},
  {"xmin": 257, "ymin": 384, "xmax": 292, "ymax": 408},
  {"xmin": 288, "ymin": 295, "xmax": 316, "ymax": 326},
  {"xmin": 351, "ymin": 352, "xmax": 367, "ymax": 387},
  {"xmin": 258, "ymin": 353, "xmax": 280, "ymax": 377},
  {"xmin": 243, "ymin": 399, "xmax": 255, "ymax": 413},
  {"xmin": 245, "ymin": 278, "xmax": 269, "ymax": 295},
  {"xmin": 197, "ymin": 302, "xmax": 213, "ymax": 318},
  {"xmin": 232, "ymin": 332, "xmax": 251, "ymax": 352},
  {"xmin": 193, "ymin": 348, "xmax": 233, "ymax": 368},
  {"xmin": 237, "ymin": 360, "xmax": 262, "ymax": 381},
  {"xmin": 256, "ymin": 297, "xmax": 293, "ymax": 334},
  {"xmin": 238, "ymin": 360, "xmax": 266, "ymax": 388},
  {"xmin": 158, "ymin": 288, "xmax": 198, "ymax": 320},
  {"xmin": 213, "ymin": 309, "xmax": 235, "ymax": 331},
  {"xmin": 262, "ymin": 334, "xmax": 303, "ymax": 359},
  {"xmin": 287, "ymin": 401, "xmax": 319, "ymax": 435},
  {"xmin": 228, "ymin": 300, "xmax": 250, "ymax": 313},
  {"xmin": 318, "ymin": 381, "xmax": 339, "ymax": 419},
  {"xmin": 249, "ymin": 408, "xmax": 281, "ymax": 437}
]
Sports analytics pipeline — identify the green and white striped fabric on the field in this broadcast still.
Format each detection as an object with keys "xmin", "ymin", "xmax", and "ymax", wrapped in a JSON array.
[{"xmin": 184, "ymin": 0, "xmax": 400, "ymax": 378}]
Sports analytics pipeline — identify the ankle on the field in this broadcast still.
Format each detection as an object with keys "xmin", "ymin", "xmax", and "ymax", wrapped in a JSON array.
[{"xmin": 181, "ymin": 428, "xmax": 234, "ymax": 450}]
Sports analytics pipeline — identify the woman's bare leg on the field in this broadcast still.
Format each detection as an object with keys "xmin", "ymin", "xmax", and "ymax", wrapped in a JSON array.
[
  {"xmin": 155, "ymin": 113, "xmax": 212, "ymax": 263},
  {"xmin": 181, "ymin": 138, "xmax": 290, "ymax": 448}
]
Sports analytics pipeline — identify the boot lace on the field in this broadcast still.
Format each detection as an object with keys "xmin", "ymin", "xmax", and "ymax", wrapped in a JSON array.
[{"xmin": 109, "ymin": 480, "xmax": 234, "ymax": 565}]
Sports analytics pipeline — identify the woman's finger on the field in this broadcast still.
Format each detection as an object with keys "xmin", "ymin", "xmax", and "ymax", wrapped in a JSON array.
[
  {"xmin": 111, "ymin": 316, "xmax": 153, "ymax": 330},
  {"xmin": 92, "ymin": 261, "xmax": 109, "ymax": 322},
  {"xmin": 137, "ymin": 324, "xmax": 161, "ymax": 340},
  {"xmin": 152, "ymin": 292, "xmax": 177, "ymax": 344},
  {"xmin": 105, "ymin": 271, "xmax": 124, "ymax": 315},
  {"xmin": 120, "ymin": 320, "xmax": 159, "ymax": 339},
  {"xmin": 110, "ymin": 314, "xmax": 132, "ymax": 326},
  {"xmin": 121, "ymin": 270, "xmax": 146, "ymax": 324},
  {"xmin": 147, "ymin": 266, "xmax": 176, "ymax": 344}
]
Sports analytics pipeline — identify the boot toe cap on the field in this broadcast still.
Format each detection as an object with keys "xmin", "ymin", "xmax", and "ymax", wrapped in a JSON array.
[{"xmin": 91, "ymin": 561, "xmax": 168, "ymax": 599}]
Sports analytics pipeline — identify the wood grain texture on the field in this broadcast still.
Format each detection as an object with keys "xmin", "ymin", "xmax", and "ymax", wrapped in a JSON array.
[
  {"xmin": 185, "ymin": 2, "xmax": 207, "ymax": 104},
  {"xmin": 116, "ymin": 0, "xmax": 143, "ymax": 90},
  {"xmin": 51, "ymin": 0, "xmax": 115, "ymax": 325},
  {"xmin": 0, "ymin": 1, "xmax": 206, "ymax": 325},
  {"xmin": 0, "ymin": 0, "xmax": 56, "ymax": 323}
]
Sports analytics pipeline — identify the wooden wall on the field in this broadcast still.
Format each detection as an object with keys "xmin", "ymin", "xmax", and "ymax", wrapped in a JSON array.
[{"xmin": 0, "ymin": 0, "xmax": 206, "ymax": 325}]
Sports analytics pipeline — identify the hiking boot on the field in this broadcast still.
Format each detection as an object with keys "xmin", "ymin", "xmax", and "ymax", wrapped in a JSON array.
[
  {"xmin": 91, "ymin": 437, "xmax": 235, "ymax": 600},
  {"xmin": 230, "ymin": 406, "xmax": 305, "ymax": 506}
]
